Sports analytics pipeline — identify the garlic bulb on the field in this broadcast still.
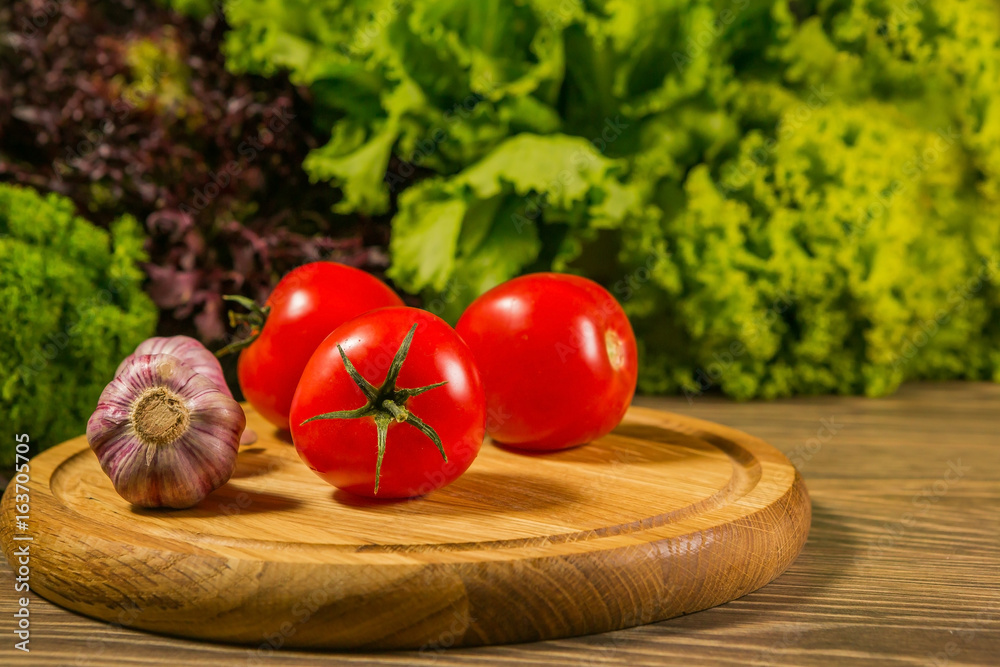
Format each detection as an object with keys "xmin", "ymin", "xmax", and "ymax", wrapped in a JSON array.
[
  {"xmin": 116, "ymin": 335, "xmax": 257, "ymax": 446},
  {"xmin": 88, "ymin": 354, "xmax": 246, "ymax": 509},
  {"xmin": 116, "ymin": 336, "xmax": 231, "ymax": 397}
]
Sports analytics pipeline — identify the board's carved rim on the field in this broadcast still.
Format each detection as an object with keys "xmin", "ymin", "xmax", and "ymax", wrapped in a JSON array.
[
  {"xmin": 37, "ymin": 408, "xmax": 773, "ymax": 554},
  {"xmin": 0, "ymin": 406, "xmax": 812, "ymax": 649}
]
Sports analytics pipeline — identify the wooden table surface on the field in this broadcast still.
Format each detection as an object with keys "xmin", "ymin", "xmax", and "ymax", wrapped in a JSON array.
[{"xmin": 1, "ymin": 382, "xmax": 997, "ymax": 666}]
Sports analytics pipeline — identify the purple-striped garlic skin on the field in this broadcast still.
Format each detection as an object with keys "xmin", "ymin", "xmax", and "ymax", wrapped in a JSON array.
[
  {"xmin": 116, "ymin": 336, "xmax": 232, "ymax": 398},
  {"xmin": 88, "ymin": 354, "xmax": 246, "ymax": 509},
  {"xmin": 115, "ymin": 336, "xmax": 257, "ymax": 446}
]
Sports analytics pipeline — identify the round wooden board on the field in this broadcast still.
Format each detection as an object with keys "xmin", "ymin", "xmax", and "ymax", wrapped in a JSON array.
[{"xmin": 1, "ymin": 405, "xmax": 810, "ymax": 650}]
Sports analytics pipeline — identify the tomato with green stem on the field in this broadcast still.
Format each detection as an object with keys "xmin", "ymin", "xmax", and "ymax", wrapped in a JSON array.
[
  {"xmin": 456, "ymin": 273, "xmax": 638, "ymax": 451},
  {"xmin": 219, "ymin": 262, "xmax": 403, "ymax": 431},
  {"xmin": 290, "ymin": 307, "xmax": 485, "ymax": 498}
]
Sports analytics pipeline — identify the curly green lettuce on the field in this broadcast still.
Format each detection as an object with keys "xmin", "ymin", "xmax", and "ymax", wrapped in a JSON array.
[
  {"xmin": 195, "ymin": 0, "xmax": 1000, "ymax": 397},
  {"xmin": 0, "ymin": 185, "xmax": 157, "ymax": 466}
]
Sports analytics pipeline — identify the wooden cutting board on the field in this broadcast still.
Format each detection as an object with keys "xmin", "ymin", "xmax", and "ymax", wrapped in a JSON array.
[{"xmin": 0, "ymin": 405, "xmax": 810, "ymax": 650}]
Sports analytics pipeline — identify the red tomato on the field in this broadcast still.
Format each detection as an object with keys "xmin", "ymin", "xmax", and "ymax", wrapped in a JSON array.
[
  {"xmin": 290, "ymin": 307, "xmax": 485, "ymax": 498},
  {"xmin": 456, "ymin": 273, "xmax": 637, "ymax": 450},
  {"xmin": 226, "ymin": 262, "xmax": 403, "ymax": 430}
]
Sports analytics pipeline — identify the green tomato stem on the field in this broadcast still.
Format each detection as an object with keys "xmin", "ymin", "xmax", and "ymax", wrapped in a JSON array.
[
  {"xmin": 382, "ymin": 400, "xmax": 410, "ymax": 423},
  {"xmin": 300, "ymin": 323, "xmax": 449, "ymax": 494},
  {"xmin": 215, "ymin": 295, "xmax": 271, "ymax": 357}
]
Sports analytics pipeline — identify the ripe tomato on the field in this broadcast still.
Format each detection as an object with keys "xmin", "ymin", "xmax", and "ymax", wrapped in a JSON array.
[
  {"xmin": 223, "ymin": 262, "xmax": 403, "ymax": 430},
  {"xmin": 290, "ymin": 307, "xmax": 485, "ymax": 498},
  {"xmin": 456, "ymin": 273, "xmax": 637, "ymax": 450}
]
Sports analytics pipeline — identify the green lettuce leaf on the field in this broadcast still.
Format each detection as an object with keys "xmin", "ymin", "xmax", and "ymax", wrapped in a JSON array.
[{"xmin": 188, "ymin": 0, "xmax": 1000, "ymax": 398}]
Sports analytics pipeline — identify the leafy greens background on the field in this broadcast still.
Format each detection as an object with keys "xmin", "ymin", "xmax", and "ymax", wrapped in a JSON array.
[{"xmin": 175, "ymin": 0, "xmax": 1000, "ymax": 399}]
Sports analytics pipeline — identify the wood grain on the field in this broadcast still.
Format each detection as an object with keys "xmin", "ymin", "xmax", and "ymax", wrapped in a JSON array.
[
  {"xmin": 1, "ymin": 381, "xmax": 997, "ymax": 665},
  {"xmin": 0, "ymin": 405, "xmax": 809, "ymax": 649}
]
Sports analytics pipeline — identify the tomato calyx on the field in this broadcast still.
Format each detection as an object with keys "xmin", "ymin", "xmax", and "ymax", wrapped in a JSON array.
[
  {"xmin": 300, "ymin": 323, "xmax": 448, "ymax": 494},
  {"xmin": 216, "ymin": 295, "xmax": 271, "ymax": 357}
]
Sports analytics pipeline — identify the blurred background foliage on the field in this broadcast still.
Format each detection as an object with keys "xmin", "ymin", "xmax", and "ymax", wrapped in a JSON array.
[
  {"xmin": 2, "ymin": 0, "xmax": 999, "ymax": 420},
  {"xmin": 0, "ymin": 0, "xmax": 392, "ymax": 343},
  {"xmin": 184, "ymin": 0, "xmax": 1000, "ymax": 399},
  {"xmin": 0, "ymin": 184, "xmax": 156, "ymax": 466}
]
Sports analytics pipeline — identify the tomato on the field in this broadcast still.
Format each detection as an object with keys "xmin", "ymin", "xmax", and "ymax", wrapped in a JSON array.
[
  {"xmin": 456, "ymin": 273, "xmax": 637, "ymax": 451},
  {"xmin": 223, "ymin": 262, "xmax": 403, "ymax": 430},
  {"xmin": 290, "ymin": 307, "xmax": 485, "ymax": 498}
]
